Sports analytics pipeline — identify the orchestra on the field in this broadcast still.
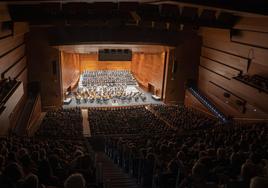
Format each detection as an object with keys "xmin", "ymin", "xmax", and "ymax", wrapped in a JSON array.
[{"xmin": 73, "ymin": 70, "xmax": 147, "ymax": 104}]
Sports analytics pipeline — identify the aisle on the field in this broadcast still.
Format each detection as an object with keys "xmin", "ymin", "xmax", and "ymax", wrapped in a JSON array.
[
  {"xmin": 81, "ymin": 109, "xmax": 91, "ymax": 137},
  {"xmin": 96, "ymin": 152, "xmax": 141, "ymax": 188}
]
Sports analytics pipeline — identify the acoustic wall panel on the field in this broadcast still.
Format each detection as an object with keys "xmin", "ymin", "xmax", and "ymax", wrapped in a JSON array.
[
  {"xmin": 200, "ymin": 56, "xmax": 241, "ymax": 79},
  {"xmin": 201, "ymin": 46, "xmax": 249, "ymax": 72}
]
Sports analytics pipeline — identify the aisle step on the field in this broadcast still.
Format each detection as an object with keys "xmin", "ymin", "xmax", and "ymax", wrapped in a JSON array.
[{"xmin": 95, "ymin": 152, "xmax": 141, "ymax": 188}]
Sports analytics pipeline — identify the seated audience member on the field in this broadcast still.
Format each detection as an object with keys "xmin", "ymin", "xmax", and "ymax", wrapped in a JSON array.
[
  {"xmin": 250, "ymin": 176, "xmax": 268, "ymax": 188},
  {"xmin": 0, "ymin": 155, "xmax": 4, "ymax": 175},
  {"xmin": 0, "ymin": 107, "xmax": 95, "ymax": 188},
  {"xmin": 64, "ymin": 173, "xmax": 86, "ymax": 188},
  {"xmin": 241, "ymin": 153, "xmax": 264, "ymax": 184},
  {"xmin": 0, "ymin": 162, "xmax": 23, "ymax": 188},
  {"xmin": 21, "ymin": 174, "xmax": 39, "ymax": 188}
]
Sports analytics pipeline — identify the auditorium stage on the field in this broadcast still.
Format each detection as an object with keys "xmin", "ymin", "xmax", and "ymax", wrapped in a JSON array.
[
  {"xmin": 62, "ymin": 86, "xmax": 163, "ymax": 108},
  {"xmin": 62, "ymin": 69, "xmax": 164, "ymax": 108}
]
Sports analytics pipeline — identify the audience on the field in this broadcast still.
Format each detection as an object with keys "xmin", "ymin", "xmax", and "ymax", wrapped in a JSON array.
[
  {"xmin": 250, "ymin": 176, "xmax": 268, "ymax": 188},
  {"xmin": 0, "ymin": 108, "xmax": 96, "ymax": 188},
  {"xmin": 150, "ymin": 104, "xmax": 218, "ymax": 130},
  {"xmin": 0, "ymin": 136, "xmax": 95, "ymax": 188},
  {"xmin": 36, "ymin": 108, "xmax": 83, "ymax": 139},
  {"xmin": 95, "ymin": 105, "xmax": 268, "ymax": 188},
  {"xmin": 64, "ymin": 173, "xmax": 86, "ymax": 188},
  {"xmin": 88, "ymin": 106, "xmax": 173, "ymax": 136},
  {"xmin": 0, "ymin": 105, "xmax": 267, "ymax": 188}
]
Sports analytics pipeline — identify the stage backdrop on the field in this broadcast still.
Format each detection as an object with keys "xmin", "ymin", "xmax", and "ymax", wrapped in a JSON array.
[{"xmin": 80, "ymin": 53, "xmax": 131, "ymax": 70}]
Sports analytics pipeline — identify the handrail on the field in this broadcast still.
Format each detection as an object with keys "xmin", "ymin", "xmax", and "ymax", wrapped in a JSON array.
[
  {"xmin": 188, "ymin": 87, "xmax": 229, "ymax": 123},
  {"xmin": 0, "ymin": 81, "xmax": 21, "ymax": 104},
  {"xmin": 26, "ymin": 94, "xmax": 41, "ymax": 136},
  {"xmin": 0, "ymin": 81, "xmax": 21, "ymax": 116}
]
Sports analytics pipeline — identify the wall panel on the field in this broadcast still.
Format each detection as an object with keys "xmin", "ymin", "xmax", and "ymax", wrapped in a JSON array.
[
  {"xmin": 0, "ymin": 29, "xmax": 11, "ymax": 38},
  {"xmin": 203, "ymin": 36, "xmax": 268, "ymax": 76},
  {"xmin": 3, "ymin": 56, "xmax": 26, "ymax": 79},
  {"xmin": 232, "ymin": 30, "xmax": 268, "ymax": 48},
  {"xmin": 233, "ymin": 17, "xmax": 268, "ymax": 33},
  {"xmin": 200, "ymin": 56, "xmax": 241, "ymax": 79},
  {"xmin": 0, "ymin": 4, "xmax": 11, "ymax": 22},
  {"xmin": 201, "ymin": 46, "xmax": 249, "ymax": 72},
  {"xmin": 131, "ymin": 52, "xmax": 165, "ymax": 96},
  {"xmin": 0, "ymin": 35, "xmax": 24, "ymax": 56},
  {"xmin": 13, "ymin": 22, "xmax": 29, "ymax": 37},
  {"xmin": 27, "ymin": 28, "xmax": 64, "ymax": 110},
  {"xmin": 198, "ymin": 79, "xmax": 240, "ymax": 116},
  {"xmin": 165, "ymin": 34, "xmax": 201, "ymax": 103},
  {"xmin": 0, "ymin": 23, "xmax": 12, "ymax": 38},
  {"xmin": 198, "ymin": 27, "xmax": 230, "ymax": 41},
  {"xmin": 203, "ymin": 38, "xmax": 268, "ymax": 68},
  {"xmin": 199, "ymin": 80, "xmax": 268, "ymax": 119},
  {"xmin": 207, "ymin": 82, "xmax": 246, "ymax": 113},
  {"xmin": 0, "ymin": 44, "xmax": 25, "ymax": 76},
  {"xmin": 80, "ymin": 54, "xmax": 131, "ymax": 71},
  {"xmin": 61, "ymin": 52, "xmax": 80, "ymax": 93}
]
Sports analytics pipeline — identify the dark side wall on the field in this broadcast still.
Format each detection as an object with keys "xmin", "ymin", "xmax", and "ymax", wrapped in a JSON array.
[
  {"xmin": 27, "ymin": 28, "xmax": 62, "ymax": 110},
  {"xmin": 164, "ymin": 33, "xmax": 201, "ymax": 104}
]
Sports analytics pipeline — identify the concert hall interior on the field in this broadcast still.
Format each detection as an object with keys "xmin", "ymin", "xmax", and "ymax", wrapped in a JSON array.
[{"xmin": 0, "ymin": 1, "xmax": 268, "ymax": 188}]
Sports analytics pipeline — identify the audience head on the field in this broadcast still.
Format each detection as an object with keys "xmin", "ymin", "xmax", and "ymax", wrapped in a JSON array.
[
  {"xmin": 192, "ymin": 162, "xmax": 208, "ymax": 180},
  {"xmin": 64, "ymin": 173, "xmax": 86, "ymax": 188},
  {"xmin": 250, "ymin": 177, "xmax": 268, "ymax": 188},
  {"xmin": 22, "ymin": 174, "xmax": 39, "ymax": 188},
  {"xmin": 3, "ymin": 162, "xmax": 23, "ymax": 181}
]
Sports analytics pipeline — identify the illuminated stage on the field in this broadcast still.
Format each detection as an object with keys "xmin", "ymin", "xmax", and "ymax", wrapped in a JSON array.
[
  {"xmin": 59, "ymin": 44, "xmax": 173, "ymax": 108},
  {"xmin": 63, "ymin": 70, "xmax": 163, "ymax": 108},
  {"xmin": 63, "ymin": 87, "xmax": 162, "ymax": 108}
]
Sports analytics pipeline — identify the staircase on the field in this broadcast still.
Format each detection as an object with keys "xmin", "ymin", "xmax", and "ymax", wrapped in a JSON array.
[
  {"xmin": 188, "ymin": 87, "xmax": 229, "ymax": 123},
  {"xmin": 96, "ymin": 152, "xmax": 141, "ymax": 188}
]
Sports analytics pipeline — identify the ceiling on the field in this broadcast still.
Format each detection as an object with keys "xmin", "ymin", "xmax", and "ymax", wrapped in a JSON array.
[
  {"xmin": 5, "ymin": 1, "xmax": 268, "ymax": 46},
  {"xmin": 7, "ymin": 1, "xmax": 241, "ymax": 29},
  {"xmin": 55, "ymin": 44, "xmax": 173, "ymax": 54},
  {"xmin": 5, "ymin": 0, "xmax": 268, "ymax": 16}
]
